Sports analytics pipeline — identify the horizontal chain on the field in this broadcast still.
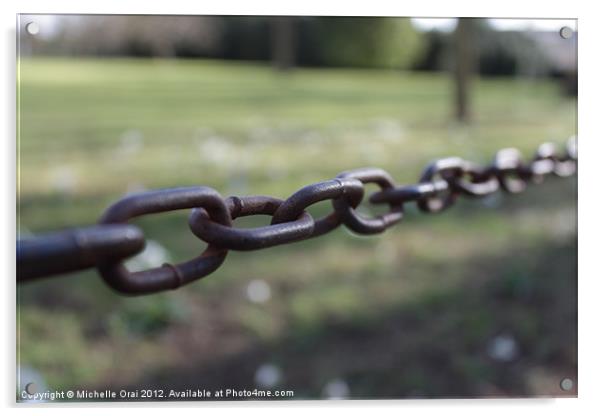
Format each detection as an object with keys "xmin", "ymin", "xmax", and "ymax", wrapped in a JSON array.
[{"xmin": 17, "ymin": 136, "xmax": 577, "ymax": 295}]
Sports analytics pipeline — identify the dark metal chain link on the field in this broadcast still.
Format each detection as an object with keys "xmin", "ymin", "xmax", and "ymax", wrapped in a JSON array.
[{"xmin": 17, "ymin": 136, "xmax": 577, "ymax": 295}]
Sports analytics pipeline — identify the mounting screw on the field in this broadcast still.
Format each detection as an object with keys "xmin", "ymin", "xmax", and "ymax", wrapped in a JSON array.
[
  {"xmin": 25, "ymin": 382, "xmax": 36, "ymax": 394},
  {"xmin": 559, "ymin": 26, "xmax": 574, "ymax": 40},
  {"xmin": 560, "ymin": 378, "xmax": 574, "ymax": 391},
  {"xmin": 25, "ymin": 22, "xmax": 40, "ymax": 36}
]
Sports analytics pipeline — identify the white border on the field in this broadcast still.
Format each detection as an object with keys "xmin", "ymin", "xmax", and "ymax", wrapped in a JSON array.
[{"xmin": 3, "ymin": 1, "xmax": 601, "ymax": 414}]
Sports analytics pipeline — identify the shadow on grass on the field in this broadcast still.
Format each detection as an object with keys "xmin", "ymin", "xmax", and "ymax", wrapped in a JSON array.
[{"xmin": 111, "ymin": 236, "xmax": 576, "ymax": 400}]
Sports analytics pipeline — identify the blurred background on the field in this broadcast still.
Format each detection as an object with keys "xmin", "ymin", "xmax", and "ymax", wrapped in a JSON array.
[{"xmin": 17, "ymin": 15, "xmax": 576, "ymax": 399}]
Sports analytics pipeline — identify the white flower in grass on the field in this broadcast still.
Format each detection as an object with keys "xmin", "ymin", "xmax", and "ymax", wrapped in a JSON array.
[
  {"xmin": 372, "ymin": 118, "xmax": 405, "ymax": 142},
  {"xmin": 246, "ymin": 279, "xmax": 271, "ymax": 304},
  {"xmin": 125, "ymin": 240, "xmax": 171, "ymax": 272},
  {"xmin": 197, "ymin": 136, "xmax": 235, "ymax": 164},
  {"xmin": 487, "ymin": 333, "xmax": 519, "ymax": 362},
  {"xmin": 49, "ymin": 166, "xmax": 77, "ymax": 195},
  {"xmin": 322, "ymin": 378, "xmax": 350, "ymax": 399},
  {"xmin": 254, "ymin": 363, "xmax": 282, "ymax": 388}
]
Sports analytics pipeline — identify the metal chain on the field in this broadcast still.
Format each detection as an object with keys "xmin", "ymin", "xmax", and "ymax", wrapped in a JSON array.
[{"xmin": 17, "ymin": 136, "xmax": 577, "ymax": 295}]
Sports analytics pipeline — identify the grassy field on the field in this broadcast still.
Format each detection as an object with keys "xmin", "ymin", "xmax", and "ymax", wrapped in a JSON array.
[{"xmin": 17, "ymin": 58, "xmax": 576, "ymax": 399}]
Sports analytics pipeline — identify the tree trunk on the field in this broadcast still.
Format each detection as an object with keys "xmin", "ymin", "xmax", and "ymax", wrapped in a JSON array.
[
  {"xmin": 453, "ymin": 18, "xmax": 475, "ymax": 123},
  {"xmin": 271, "ymin": 17, "xmax": 295, "ymax": 71}
]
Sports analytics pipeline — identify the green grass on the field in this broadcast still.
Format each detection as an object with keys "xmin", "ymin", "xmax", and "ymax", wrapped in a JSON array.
[{"xmin": 17, "ymin": 58, "xmax": 576, "ymax": 398}]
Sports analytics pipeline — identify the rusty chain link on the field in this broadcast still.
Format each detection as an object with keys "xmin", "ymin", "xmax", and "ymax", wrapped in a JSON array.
[{"xmin": 17, "ymin": 136, "xmax": 577, "ymax": 295}]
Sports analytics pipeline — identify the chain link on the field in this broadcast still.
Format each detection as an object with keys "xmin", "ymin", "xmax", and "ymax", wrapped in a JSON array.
[{"xmin": 17, "ymin": 136, "xmax": 577, "ymax": 295}]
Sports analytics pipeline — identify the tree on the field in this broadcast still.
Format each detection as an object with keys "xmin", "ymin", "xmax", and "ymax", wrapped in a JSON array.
[
  {"xmin": 453, "ymin": 18, "xmax": 476, "ymax": 123},
  {"xmin": 271, "ymin": 17, "xmax": 296, "ymax": 71},
  {"xmin": 297, "ymin": 17, "xmax": 424, "ymax": 69}
]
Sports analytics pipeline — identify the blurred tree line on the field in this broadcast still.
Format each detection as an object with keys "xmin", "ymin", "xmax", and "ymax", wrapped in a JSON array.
[
  {"xmin": 40, "ymin": 16, "xmax": 424, "ymax": 70},
  {"xmin": 24, "ymin": 15, "xmax": 575, "ymax": 126},
  {"xmin": 415, "ymin": 19, "xmax": 551, "ymax": 76},
  {"xmin": 33, "ymin": 15, "xmax": 570, "ymax": 80}
]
